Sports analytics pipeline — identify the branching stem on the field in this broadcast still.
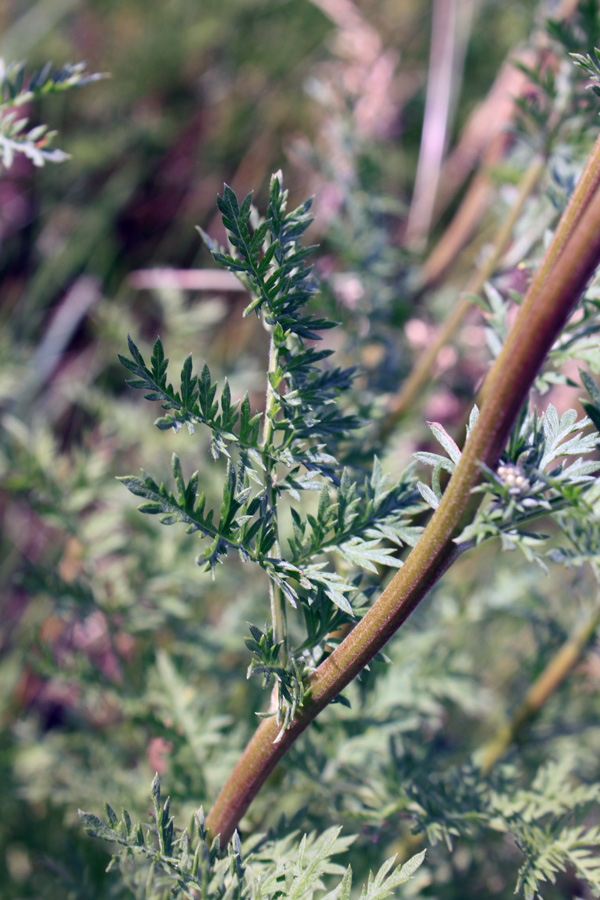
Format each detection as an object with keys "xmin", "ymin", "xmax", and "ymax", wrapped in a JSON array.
[{"xmin": 206, "ymin": 146, "xmax": 600, "ymax": 846}]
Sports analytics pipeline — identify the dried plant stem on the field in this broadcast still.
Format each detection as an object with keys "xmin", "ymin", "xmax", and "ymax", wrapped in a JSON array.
[
  {"xmin": 404, "ymin": 0, "xmax": 462, "ymax": 250},
  {"xmin": 424, "ymin": 51, "xmax": 536, "ymax": 247},
  {"xmin": 408, "ymin": 0, "xmax": 577, "ymax": 282},
  {"xmin": 379, "ymin": 154, "xmax": 546, "ymax": 441},
  {"xmin": 206, "ymin": 159, "xmax": 600, "ymax": 846},
  {"xmin": 478, "ymin": 604, "xmax": 600, "ymax": 774},
  {"xmin": 477, "ymin": 130, "xmax": 600, "ymax": 405}
]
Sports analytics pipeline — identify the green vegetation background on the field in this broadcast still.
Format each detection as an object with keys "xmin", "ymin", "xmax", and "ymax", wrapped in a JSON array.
[{"xmin": 8, "ymin": 2, "xmax": 593, "ymax": 898}]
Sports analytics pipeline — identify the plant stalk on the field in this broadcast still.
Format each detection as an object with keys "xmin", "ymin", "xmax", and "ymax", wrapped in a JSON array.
[
  {"xmin": 478, "ymin": 603, "xmax": 600, "ymax": 773},
  {"xmin": 206, "ymin": 173, "xmax": 600, "ymax": 846},
  {"xmin": 262, "ymin": 329, "xmax": 287, "ymax": 653},
  {"xmin": 477, "ymin": 130, "xmax": 600, "ymax": 407},
  {"xmin": 380, "ymin": 154, "xmax": 546, "ymax": 438}
]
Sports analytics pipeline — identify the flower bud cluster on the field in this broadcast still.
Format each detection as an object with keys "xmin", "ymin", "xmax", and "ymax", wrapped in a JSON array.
[{"xmin": 496, "ymin": 463, "xmax": 530, "ymax": 495}]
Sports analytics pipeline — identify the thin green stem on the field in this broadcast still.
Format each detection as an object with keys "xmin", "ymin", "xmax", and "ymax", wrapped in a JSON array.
[
  {"xmin": 261, "ymin": 328, "xmax": 287, "ymax": 654},
  {"xmin": 261, "ymin": 330, "xmax": 279, "ymax": 453},
  {"xmin": 206, "ymin": 168, "xmax": 600, "ymax": 847}
]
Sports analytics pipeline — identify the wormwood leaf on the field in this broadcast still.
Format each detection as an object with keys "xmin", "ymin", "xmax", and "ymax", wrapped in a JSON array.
[
  {"xmin": 220, "ymin": 378, "xmax": 239, "ymax": 435},
  {"xmin": 83, "ymin": 779, "xmax": 425, "ymax": 900},
  {"xmin": 321, "ymin": 865, "xmax": 353, "ymax": 900},
  {"xmin": 117, "ymin": 465, "xmax": 250, "ymax": 567},
  {"xmin": 180, "ymin": 355, "xmax": 197, "ymax": 408},
  {"xmin": 288, "ymin": 828, "xmax": 348, "ymax": 898},
  {"xmin": 425, "ymin": 422, "xmax": 461, "ymax": 465},
  {"xmin": 0, "ymin": 60, "xmax": 105, "ymax": 169},
  {"xmin": 415, "ymin": 420, "xmax": 462, "ymax": 510},
  {"xmin": 539, "ymin": 404, "xmax": 596, "ymax": 470},
  {"xmin": 79, "ymin": 811, "xmax": 116, "ymax": 842},
  {"xmin": 358, "ymin": 850, "xmax": 427, "ymax": 900},
  {"xmin": 417, "ymin": 482, "xmax": 440, "ymax": 510},
  {"xmin": 413, "ymin": 452, "xmax": 455, "ymax": 473},
  {"xmin": 337, "ymin": 538, "xmax": 402, "ymax": 574},
  {"xmin": 120, "ymin": 336, "xmax": 250, "ymax": 452},
  {"xmin": 514, "ymin": 821, "xmax": 600, "ymax": 900},
  {"xmin": 454, "ymin": 402, "xmax": 600, "ymax": 567},
  {"xmin": 571, "ymin": 48, "xmax": 600, "ymax": 97},
  {"xmin": 199, "ymin": 363, "xmax": 219, "ymax": 421},
  {"xmin": 580, "ymin": 368, "xmax": 600, "ymax": 434},
  {"xmin": 118, "ymin": 175, "xmax": 426, "ymax": 694},
  {"xmin": 239, "ymin": 394, "xmax": 262, "ymax": 445}
]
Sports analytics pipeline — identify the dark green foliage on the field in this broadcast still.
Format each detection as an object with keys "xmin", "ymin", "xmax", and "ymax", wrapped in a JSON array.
[
  {"xmin": 6, "ymin": 4, "xmax": 600, "ymax": 900},
  {"xmin": 571, "ymin": 46, "xmax": 600, "ymax": 96},
  {"xmin": 80, "ymin": 775, "xmax": 235, "ymax": 899},
  {"xmin": 547, "ymin": 0, "xmax": 600, "ymax": 56},
  {"xmin": 107, "ymin": 156, "xmax": 600, "ymax": 897},
  {"xmin": 118, "ymin": 175, "xmax": 428, "ymax": 727},
  {"xmin": 513, "ymin": 1, "xmax": 600, "ymax": 149},
  {"xmin": 580, "ymin": 369, "xmax": 600, "ymax": 433},
  {"xmin": 79, "ymin": 777, "xmax": 425, "ymax": 900}
]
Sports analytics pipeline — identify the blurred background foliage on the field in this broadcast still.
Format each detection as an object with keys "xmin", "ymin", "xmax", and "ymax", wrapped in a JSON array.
[{"xmin": 7, "ymin": 0, "xmax": 600, "ymax": 898}]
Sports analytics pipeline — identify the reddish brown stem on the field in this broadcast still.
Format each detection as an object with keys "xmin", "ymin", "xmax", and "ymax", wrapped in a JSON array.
[{"xmin": 206, "ymin": 171, "xmax": 600, "ymax": 846}]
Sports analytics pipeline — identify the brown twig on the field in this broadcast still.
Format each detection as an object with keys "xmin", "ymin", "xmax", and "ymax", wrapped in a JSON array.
[
  {"xmin": 128, "ymin": 268, "xmax": 244, "ymax": 292},
  {"xmin": 378, "ymin": 153, "xmax": 546, "ymax": 441},
  {"xmin": 404, "ymin": 0, "xmax": 473, "ymax": 250},
  {"xmin": 206, "ymin": 140, "xmax": 600, "ymax": 843},
  {"xmin": 415, "ymin": 49, "xmax": 537, "ymax": 289},
  {"xmin": 478, "ymin": 604, "xmax": 600, "ymax": 773}
]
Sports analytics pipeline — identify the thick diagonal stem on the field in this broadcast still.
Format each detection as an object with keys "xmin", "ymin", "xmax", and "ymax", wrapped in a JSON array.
[{"xmin": 206, "ymin": 171, "xmax": 600, "ymax": 847}]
